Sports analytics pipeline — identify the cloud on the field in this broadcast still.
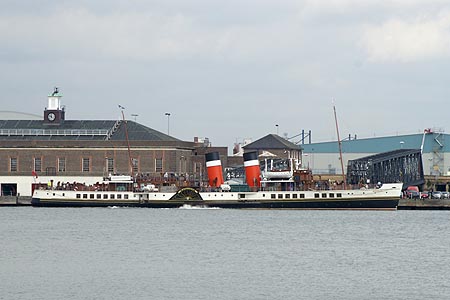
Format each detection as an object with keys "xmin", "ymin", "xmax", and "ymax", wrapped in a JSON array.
[
  {"xmin": 302, "ymin": 0, "xmax": 450, "ymax": 12},
  {"xmin": 0, "ymin": 6, "xmax": 306, "ymax": 64},
  {"xmin": 0, "ymin": 8, "xmax": 204, "ymax": 61},
  {"xmin": 360, "ymin": 11, "xmax": 450, "ymax": 63}
]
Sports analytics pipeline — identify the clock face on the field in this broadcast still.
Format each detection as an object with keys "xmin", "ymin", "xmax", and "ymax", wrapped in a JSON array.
[{"xmin": 48, "ymin": 112, "xmax": 56, "ymax": 121}]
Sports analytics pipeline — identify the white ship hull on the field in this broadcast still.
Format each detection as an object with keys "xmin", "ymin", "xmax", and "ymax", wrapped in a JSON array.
[{"xmin": 32, "ymin": 183, "xmax": 402, "ymax": 210}]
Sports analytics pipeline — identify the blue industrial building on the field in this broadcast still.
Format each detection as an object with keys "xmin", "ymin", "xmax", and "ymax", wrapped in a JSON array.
[{"xmin": 300, "ymin": 130, "xmax": 449, "ymax": 177}]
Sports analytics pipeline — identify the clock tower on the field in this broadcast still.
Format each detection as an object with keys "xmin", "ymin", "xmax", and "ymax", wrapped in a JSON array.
[{"xmin": 44, "ymin": 87, "xmax": 65, "ymax": 125}]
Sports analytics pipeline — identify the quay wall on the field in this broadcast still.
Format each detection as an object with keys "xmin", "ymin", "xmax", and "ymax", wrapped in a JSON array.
[
  {"xmin": 398, "ymin": 198, "xmax": 450, "ymax": 210},
  {"xmin": 0, "ymin": 196, "xmax": 31, "ymax": 206}
]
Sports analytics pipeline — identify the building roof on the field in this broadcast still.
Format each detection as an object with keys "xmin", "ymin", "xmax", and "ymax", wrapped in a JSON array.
[
  {"xmin": 113, "ymin": 120, "xmax": 179, "ymax": 141},
  {"xmin": 0, "ymin": 119, "xmax": 179, "ymax": 142},
  {"xmin": 243, "ymin": 134, "xmax": 301, "ymax": 151},
  {"xmin": 301, "ymin": 132, "xmax": 450, "ymax": 153}
]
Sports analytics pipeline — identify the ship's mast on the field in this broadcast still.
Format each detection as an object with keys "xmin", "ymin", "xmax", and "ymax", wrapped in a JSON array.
[
  {"xmin": 119, "ymin": 105, "xmax": 133, "ymax": 176},
  {"xmin": 333, "ymin": 102, "xmax": 347, "ymax": 189}
]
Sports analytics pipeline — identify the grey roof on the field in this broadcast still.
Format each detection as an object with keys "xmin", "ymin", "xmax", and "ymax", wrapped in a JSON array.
[
  {"xmin": 0, "ymin": 119, "xmax": 179, "ymax": 142},
  {"xmin": 111, "ymin": 120, "xmax": 179, "ymax": 141},
  {"xmin": 244, "ymin": 134, "xmax": 301, "ymax": 150}
]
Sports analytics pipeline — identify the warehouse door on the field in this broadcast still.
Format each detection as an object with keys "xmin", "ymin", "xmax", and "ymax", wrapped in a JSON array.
[{"xmin": 1, "ymin": 183, "xmax": 17, "ymax": 196}]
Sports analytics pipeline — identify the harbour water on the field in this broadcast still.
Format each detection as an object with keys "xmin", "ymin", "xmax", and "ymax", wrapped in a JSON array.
[{"xmin": 1, "ymin": 208, "xmax": 449, "ymax": 300}]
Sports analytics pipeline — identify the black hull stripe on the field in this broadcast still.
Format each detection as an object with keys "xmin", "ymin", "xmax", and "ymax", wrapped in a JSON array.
[{"xmin": 32, "ymin": 198, "xmax": 399, "ymax": 209}]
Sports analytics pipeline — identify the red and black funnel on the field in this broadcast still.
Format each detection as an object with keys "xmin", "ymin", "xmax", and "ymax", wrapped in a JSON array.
[
  {"xmin": 205, "ymin": 152, "xmax": 224, "ymax": 187},
  {"xmin": 243, "ymin": 151, "xmax": 261, "ymax": 187}
]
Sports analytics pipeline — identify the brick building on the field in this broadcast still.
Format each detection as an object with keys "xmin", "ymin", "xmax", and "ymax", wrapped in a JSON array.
[{"xmin": 0, "ymin": 89, "xmax": 229, "ymax": 197}]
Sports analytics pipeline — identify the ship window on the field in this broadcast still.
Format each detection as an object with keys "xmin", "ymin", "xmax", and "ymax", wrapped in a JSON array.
[
  {"xmin": 103, "ymin": 194, "xmax": 108, "ymax": 199},
  {"xmin": 262, "ymin": 194, "xmax": 266, "ymax": 197},
  {"xmin": 83, "ymin": 194, "xmax": 87, "ymax": 199},
  {"xmin": 322, "ymin": 193, "xmax": 327, "ymax": 198},
  {"xmin": 278, "ymin": 194, "xmax": 283, "ymax": 199},
  {"xmin": 337, "ymin": 193, "xmax": 342, "ymax": 198},
  {"xmin": 292, "ymin": 194, "xmax": 298, "ymax": 199},
  {"xmin": 329, "ymin": 193, "xmax": 334, "ymax": 198},
  {"xmin": 97, "ymin": 194, "xmax": 101, "ymax": 199},
  {"xmin": 110, "ymin": 194, "xmax": 115, "ymax": 199},
  {"xmin": 117, "ymin": 194, "xmax": 122, "ymax": 199},
  {"xmin": 300, "ymin": 194, "xmax": 305, "ymax": 198},
  {"xmin": 314, "ymin": 193, "xmax": 320, "ymax": 198},
  {"xmin": 90, "ymin": 194, "xmax": 94, "ymax": 199},
  {"xmin": 124, "ymin": 194, "xmax": 129, "ymax": 199},
  {"xmin": 271, "ymin": 194, "xmax": 276, "ymax": 199},
  {"xmin": 76, "ymin": 194, "xmax": 81, "ymax": 198},
  {"xmin": 62, "ymin": 193, "xmax": 65, "ymax": 196},
  {"xmin": 240, "ymin": 194, "xmax": 245, "ymax": 199},
  {"xmin": 285, "ymin": 194, "xmax": 290, "ymax": 199}
]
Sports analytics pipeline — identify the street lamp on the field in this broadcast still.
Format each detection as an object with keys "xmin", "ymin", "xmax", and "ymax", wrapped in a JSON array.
[
  {"xmin": 275, "ymin": 124, "xmax": 279, "ymax": 135},
  {"xmin": 131, "ymin": 114, "xmax": 138, "ymax": 122},
  {"xmin": 165, "ymin": 112, "xmax": 171, "ymax": 135}
]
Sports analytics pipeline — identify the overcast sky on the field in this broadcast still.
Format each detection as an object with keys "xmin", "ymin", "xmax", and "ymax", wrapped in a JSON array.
[{"xmin": 1, "ymin": 0, "xmax": 450, "ymax": 148}]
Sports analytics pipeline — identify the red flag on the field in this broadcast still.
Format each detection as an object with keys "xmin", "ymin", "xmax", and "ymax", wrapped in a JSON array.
[{"xmin": 32, "ymin": 171, "xmax": 38, "ymax": 178}]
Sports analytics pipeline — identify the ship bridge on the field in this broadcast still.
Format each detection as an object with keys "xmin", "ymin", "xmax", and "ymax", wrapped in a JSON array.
[{"xmin": 225, "ymin": 159, "xmax": 295, "ymax": 182}]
